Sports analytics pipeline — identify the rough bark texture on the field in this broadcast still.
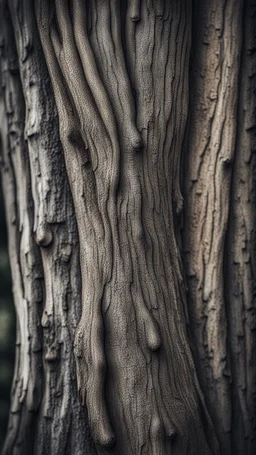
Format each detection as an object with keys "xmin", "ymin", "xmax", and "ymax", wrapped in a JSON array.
[
  {"xmin": 182, "ymin": 1, "xmax": 242, "ymax": 452},
  {"xmin": 0, "ymin": 0, "xmax": 255, "ymax": 454},
  {"xmin": 0, "ymin": 1, "xmax": 96, "ymax": 453},
  {"xmin": 34, "ymin": 0, "xmax": 218, "ymax": 453},
  {"xmin": 226, "ymin": 2, "xmax": 256, "ymax": 453},
  {"xmin": 182, "ymin": 0, "xmax": 256, "ymax": 454}
]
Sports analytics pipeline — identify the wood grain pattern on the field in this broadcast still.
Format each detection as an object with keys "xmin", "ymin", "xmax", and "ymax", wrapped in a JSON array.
[
  {"xmin": 35, "ymin": 0, "xmax": 217, "ymax": 453},
  {"xmin": 0, "ymin": 0, "xmax": 255, "ymax": 454}
]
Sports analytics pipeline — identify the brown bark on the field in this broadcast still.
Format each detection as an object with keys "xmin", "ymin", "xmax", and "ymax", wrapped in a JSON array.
[{"xmin": 0, "ymin": 0, "xmax": 255, "ymax": 454}]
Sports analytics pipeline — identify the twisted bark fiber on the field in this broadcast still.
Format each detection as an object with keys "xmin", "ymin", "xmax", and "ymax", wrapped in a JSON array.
[
  {"xmin": 34, "ymin": 1, "xmax": 218, "ymax": 453},
  {"xmin": 0, "ymin": 0, "xmax": 255, "ymax": 454}
]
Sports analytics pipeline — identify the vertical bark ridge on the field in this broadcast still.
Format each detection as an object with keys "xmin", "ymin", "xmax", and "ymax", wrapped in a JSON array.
[
  {"xmin": 36, "ymin": 0, "xmax": 219, "ymax": 453},
  {"xmin": 182, "ymin": 0, "xmax": 243, "ymax": 452},
  {"xmin": 72, "ymin": 0, "xmax": 121, "ymax": 161},
  {"xmin": 3, "ymin": 0, "xmax": 96, "ymax": 453},
  {"xmin": 88, "ymin": 0, "xmax": 142, "ymax": 151},
  {"xmin": 0, "ymin": 2, "xmax": 43, "ymax": 452},
  {"xmin": 226, "ymin": 1, "xmax": 256, "ymax": 453},
  {"xmin": 1, "ymin": 0, "xmax": 255, "ymax": 453},
  {"xmin": 35, "ymin": 1, "xmax": 116, "ymax": 447}
]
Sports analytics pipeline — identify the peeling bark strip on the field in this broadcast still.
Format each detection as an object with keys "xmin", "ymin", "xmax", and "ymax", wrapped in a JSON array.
[{"xmin": 34, "ymin": 0, "xmax": 219, "ymax": 454}]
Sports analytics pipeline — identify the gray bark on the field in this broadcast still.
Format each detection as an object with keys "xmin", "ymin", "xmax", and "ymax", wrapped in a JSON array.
[
  {"xmin": 182, "ymin": 0, "xmax": 256, "ymax": 454},
  {"xmin": 182, "ymin": 0, "xmax": 243, "ymax": 452},
  {"xmin": 0, "ymin": 1, "xmax": 96, "ymax": 453},
  {"xmin": 0, "ymin": 0, "xmax": 255, "ymax": 454},
  {"xmin": 226, "ymin": 2, "xmax": 256, "ymax": 453}
]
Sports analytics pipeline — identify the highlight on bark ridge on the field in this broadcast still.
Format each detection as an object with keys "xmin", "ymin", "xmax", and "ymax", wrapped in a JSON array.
[{"xmin": 1, "ymin": 0, "xmax": 254, "ymax": 453}]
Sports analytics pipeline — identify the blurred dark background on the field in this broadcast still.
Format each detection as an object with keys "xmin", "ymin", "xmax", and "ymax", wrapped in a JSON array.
[{"xmin": 0, "ymin": 179, "xmax": 16, "ymax": 448}]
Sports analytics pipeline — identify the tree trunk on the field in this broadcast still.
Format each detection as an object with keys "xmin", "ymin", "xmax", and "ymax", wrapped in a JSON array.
[
  {"xmin": 0, "ymin": 1, "xmax": 255, "ymax": 455},
  {"xmin": 182, "ymin": 1, "xmax": 256, "ymax": 453}
]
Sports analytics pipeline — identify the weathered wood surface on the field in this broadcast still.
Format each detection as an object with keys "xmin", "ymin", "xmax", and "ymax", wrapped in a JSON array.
[
  {"xmin": 182, "ymin": 1, "xmax": 256, "ymax": 453},
  {"xmin": 0, "ymin": 1, "xmax": 96, "ymax": 453},
  {"xmin": 0, "ymin": 0, "xmax": 255, "ymax": 454}
]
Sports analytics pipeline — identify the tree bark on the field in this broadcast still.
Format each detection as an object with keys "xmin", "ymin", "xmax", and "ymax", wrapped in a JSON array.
[
  {"xmin": 226, "ymin": 2, "xmax": 256, "ymax": 453},
  {"xmin": 0, "ymin": 1, "xmax": 96, "ymax": 453},
  {"xmin": 182, "ymin": 1, "xmax": 256, "ymax": 453},
  {"xmin": 0, "ymin": 0, "xmax": 255, "ymax": 454},
  {"xmin": 182, "ymin": 0, "xmax": 242, "ymax": 452}
]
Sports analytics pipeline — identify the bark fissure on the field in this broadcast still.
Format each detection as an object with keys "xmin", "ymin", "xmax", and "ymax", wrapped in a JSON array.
[
  {"xmin": 0, "ymin": 6, "xmax": 43, "ymax": 451},
  {"xmin": 1, "ymin": 0, "xmax": 255, "ymax": 454}
]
